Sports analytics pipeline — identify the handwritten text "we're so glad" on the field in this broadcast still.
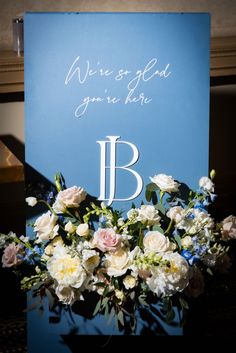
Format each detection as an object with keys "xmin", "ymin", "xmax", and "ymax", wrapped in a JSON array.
[{"xmin": 65, "ymin": 57, "xmax": 171, "ymax": 118}]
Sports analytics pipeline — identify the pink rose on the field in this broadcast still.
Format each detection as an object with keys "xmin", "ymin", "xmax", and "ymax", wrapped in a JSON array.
[
  {"xmin": 53, "ymin": 186, "xmax": 86, "ymax": 213},
  {"xmin": 2, "ymin": 243, "xmax": 23, "ymax": 268},
  {"xmin": 221, "ymin": 215, "xmax": 236, "ymax": 241},
  {"xmin": 93, "ymin": 228, "xmax": 121, "ymax": 252}
]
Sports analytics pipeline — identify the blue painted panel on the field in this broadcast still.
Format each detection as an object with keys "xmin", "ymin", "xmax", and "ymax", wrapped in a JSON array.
[{"xmin": 25, "ymin": 12, "xmax": 210, "ymax": 348}]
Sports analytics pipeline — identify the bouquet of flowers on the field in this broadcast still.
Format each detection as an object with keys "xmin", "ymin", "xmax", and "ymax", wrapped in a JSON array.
[{"xmin": 1, "ymin": 170, "xmax": 236, "ymax": 333}]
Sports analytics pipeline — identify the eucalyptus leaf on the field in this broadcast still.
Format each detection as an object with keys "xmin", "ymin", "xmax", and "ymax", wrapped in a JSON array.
[
  {"xmin": 117, "ymin": 310, "xmax": 124, "ymax": 326},
  {"xmin": 155, "ymin": 203, "xmax": 166, "ymax": 214},
  {"xmin": 93, "ymin": 299, "xmax": 101, "ymax": 316},
  {"xmin": 152, "ymin": 225, "xmax": 164, "ymax": 234},
  {"xmin": 174, "ymin": 233, "xmax": 182, "ymax": 250},
  {"xmin": 146, "ymin": 182, "xmax": 158, "ymax": 192}
]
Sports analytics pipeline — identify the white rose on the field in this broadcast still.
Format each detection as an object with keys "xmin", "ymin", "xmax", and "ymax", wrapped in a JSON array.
[
  {"xmin": 221, "ymin": 215, "xmax": 236, "ymax": 241},
  {"xmin": 199, "ymin": 176, "xmax": 214, "ymax": 193},
  {"xmin": 150, "ymin": 174, "xmax": 180, "ymax": 193},
  {"xmin": 65, "ymin": 221, "xmax": 77, "ymax": 234},
  {"xmin": 137, "ymin": 205, "xmax": 160, "ymax": 226},
  {"xmin": 53, "ymin": 186, "xmax": 86, "ymax": 213},
  {"xmin": 34, "ymin": 211, "xmax": 59, "ymax": 243},
  {"xmin": 143, "ymin": 231, "xmax": 171, "ymax": 253},
  {"xmin": 105, "ymin": 248, "xmax": 131, "ymax": 277},
  {"xmin": 167, "ymin": 206, "xmax": 184, "ymax": 223},
  {"xmin": 55, "ymin": 285, "xmax": 78, "ymax": 305},
  {"xmin": 181, "ymin": 236, "xmax": 193, "ymax": 248},
  {"xmin": 25, "ymin": 197, "xmax": 37, "ymax": 207},
  {"xmin": 123, "ymin": 275, "xmax": 136, "ymax": 289},
  {"xmin": 147, "ymin": 252, "xmax": 189, "ymax": 296},
  {"xmin": 76, "ymin": 223, "xmax": 90, "ymax": 238}
]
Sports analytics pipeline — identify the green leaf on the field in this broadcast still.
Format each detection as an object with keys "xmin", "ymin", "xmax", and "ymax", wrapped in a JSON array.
[
  {"xmin": 93, "ymin": 299, "xmax": 101, "ymax": 316},
  {"xmin": 145, "ymin": 189, "xmax": 152, "ymax": 202},
  {"xmin": 117, "ymin": 311, "xmax": 124, "ymax": 326},
  {"xmin": 101, "ymin": 297, "xmax": 109, "ymax": 308},
  {"xmin": 103, "ymin": 285, "xmax": 110, "ymax": 297},
  {"xmin": 107, "ymin": 307, "xmax": 115, "ymax": 325},
  {"xmin": 174, "ymin": 234, "xmax": 182, "ymax": 250},
  {"xmin": 206, "ymin": 267, "xmax": 213, "ymax": 276},
  {"xmin": 155, "ymin": 203, "xmax": 166, "ymax": 214},
  {"xmin": 45, "ymin": 288, "xmax": 55, "ymax": 310},
  {"xmin": 152, "ymin": 225, "xmax": 164, "ymax": 234},
  {"xmin": 146, "ymin": 183, "xmax": 158, "ymax": 192},
  {"xmin": 166, "ymin": 308, "xmax": 175, "ymax": 323},
  {"xmin": 179, "ymin": 297, "xmax": 189, "ymax": 310},
  {"xmin": 130, "ymin": 291, "xmax": 135, "ymax": 300}
]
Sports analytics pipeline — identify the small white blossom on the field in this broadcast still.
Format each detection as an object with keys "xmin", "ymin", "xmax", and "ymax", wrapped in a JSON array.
[
  {"xmin": 199, "ymin": 176, "xmax": 214, "ymax": 193},
  {"xmin": 25, "ymin": 197, "xmax": 37, "ymax": 207}
]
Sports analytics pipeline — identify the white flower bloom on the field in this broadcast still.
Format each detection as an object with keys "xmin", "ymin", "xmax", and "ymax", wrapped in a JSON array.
[
  {"xmin": 150, "ymin": 174, "xmax": 180, "ymax": 193},
  {"xmin": 44, "ymin": 236, "xmax": 64, "ymax": 256},
  {"xmin": 127, "ymin": 208, "xmax": 139, "ymax": 222},
  {"xmin": 65, "ymin": 221, "xmax": 76, "ymax": 234},
  {"xmin": 221, "ymin": 215, "xmax": 236, "ymax": 241},
  {"xmin": 123, "ymin": 275, "xmax": 136, "ymax": 289},
  {"xmin": 178, "ymin": 208, "xmax": 214, "ymax": 234},
  {"xmin": 55, "ymin": 285, "xmax": 78, "ymax": 305},
  {"xmin": 137, "ymin": 205, "xmax": 160, "ymax": 226},
  {"xmin": 82, "ymin": 249, "xmax": 100, "ymax": 272},
  {"xmin": 105, "ymin": 248, "xmax": 131, "ymax": 277},
  {"xmin": 115, "ymin": 289, "xmax": 125, "ymax": 303},
  {"xmin": 146, "ymin": 252, "xmax": 189, "ymax": 297},
  {"xmin": 19, "ymin": 235, "xmax": 29, "ymax": 243},
  {"xmin": 25, "ymin": 197, "xmax": 37, "ymax": 207},
  {"xmin": 143, "ymin": 231, "xmax": 172, "ymax": 253},
  {"xmin": 167, "ymin": 206, "xmax": 185, "ymax": 224},
  {"xmin": 181, "ymin": 236, "xmax": 193, "ymax": 248},
  {"xmin": 199, "ymin": 176, "xmax": 214, "ymax": 193},
  {"xmin": 76, "ymin": 223, "xmax": 90, "ymax": 238},
  {"xmin": 47, "ymin": 245, "xmax": 87, "ymax": 289},
  {"xmin": 53, "ymin": 186, "xmax": 86, "ymax": 213},
  {"xmin": 34, "ymin": 211, "xmax": 59, "ymax": 243},
  {"xmin": 117, "ymin": 218, "xmax": 125, "ymax": 227}
]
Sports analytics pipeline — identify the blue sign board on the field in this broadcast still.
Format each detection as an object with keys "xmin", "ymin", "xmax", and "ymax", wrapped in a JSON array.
[{"xmin": 25, "ymin": 12, "xmax": 210, "ymax": 349}]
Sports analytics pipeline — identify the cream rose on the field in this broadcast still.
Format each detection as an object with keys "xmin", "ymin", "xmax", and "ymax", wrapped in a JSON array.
[
  {"xmin": 221, "ymin": 215, "xmax": 236, "ymax": 241},
  {"xmin": 53, "ymin": 186, "xmax": 86, "ymax": 213},
  {"xmin": 123, "ymin": 275, "xmax": 136, "ymax": 289},
  {"xmin": 167, "ymin": 206, "xmax": 184, "ymax": 223},
  {"xmin": 199, "ymin": 176, "xmax": 214, "ymax": 193},
  {"xmin": 105, "ymin": 248, "xmax": 130, "ymax": 277},
  {"xmin": 93, "ymin": 228, "xmax": 121, "ymax": 252},
  {"xmin": 76, "ymin": 223, "xmax": 90, "ymax": 238},
  {"xmin": 150, "ymin": 174, "xmax": 180, "ymax": 193},
  {"xmin": 137, "ymin": 205, "xmax": 160, "ymax": 226},
  {"xmin": 143, "ymin": 231, "xmax": 171, "ymax": 253},
  {"xmin": 65, "ymin": 221, "xmax": 76, "ymax": 234},
  {"xmin": 2, "ymin": 243, "xmax": 22, "ymax": 268},
  {"xmin": 34, "ymin": 211, "xmax": 59, "ymax": 243}
]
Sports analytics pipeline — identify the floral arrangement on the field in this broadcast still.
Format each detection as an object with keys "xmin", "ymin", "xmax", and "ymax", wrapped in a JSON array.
[{"xmin": 1, "ymin": 170, "xmax": 236, "ymax": 333}]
